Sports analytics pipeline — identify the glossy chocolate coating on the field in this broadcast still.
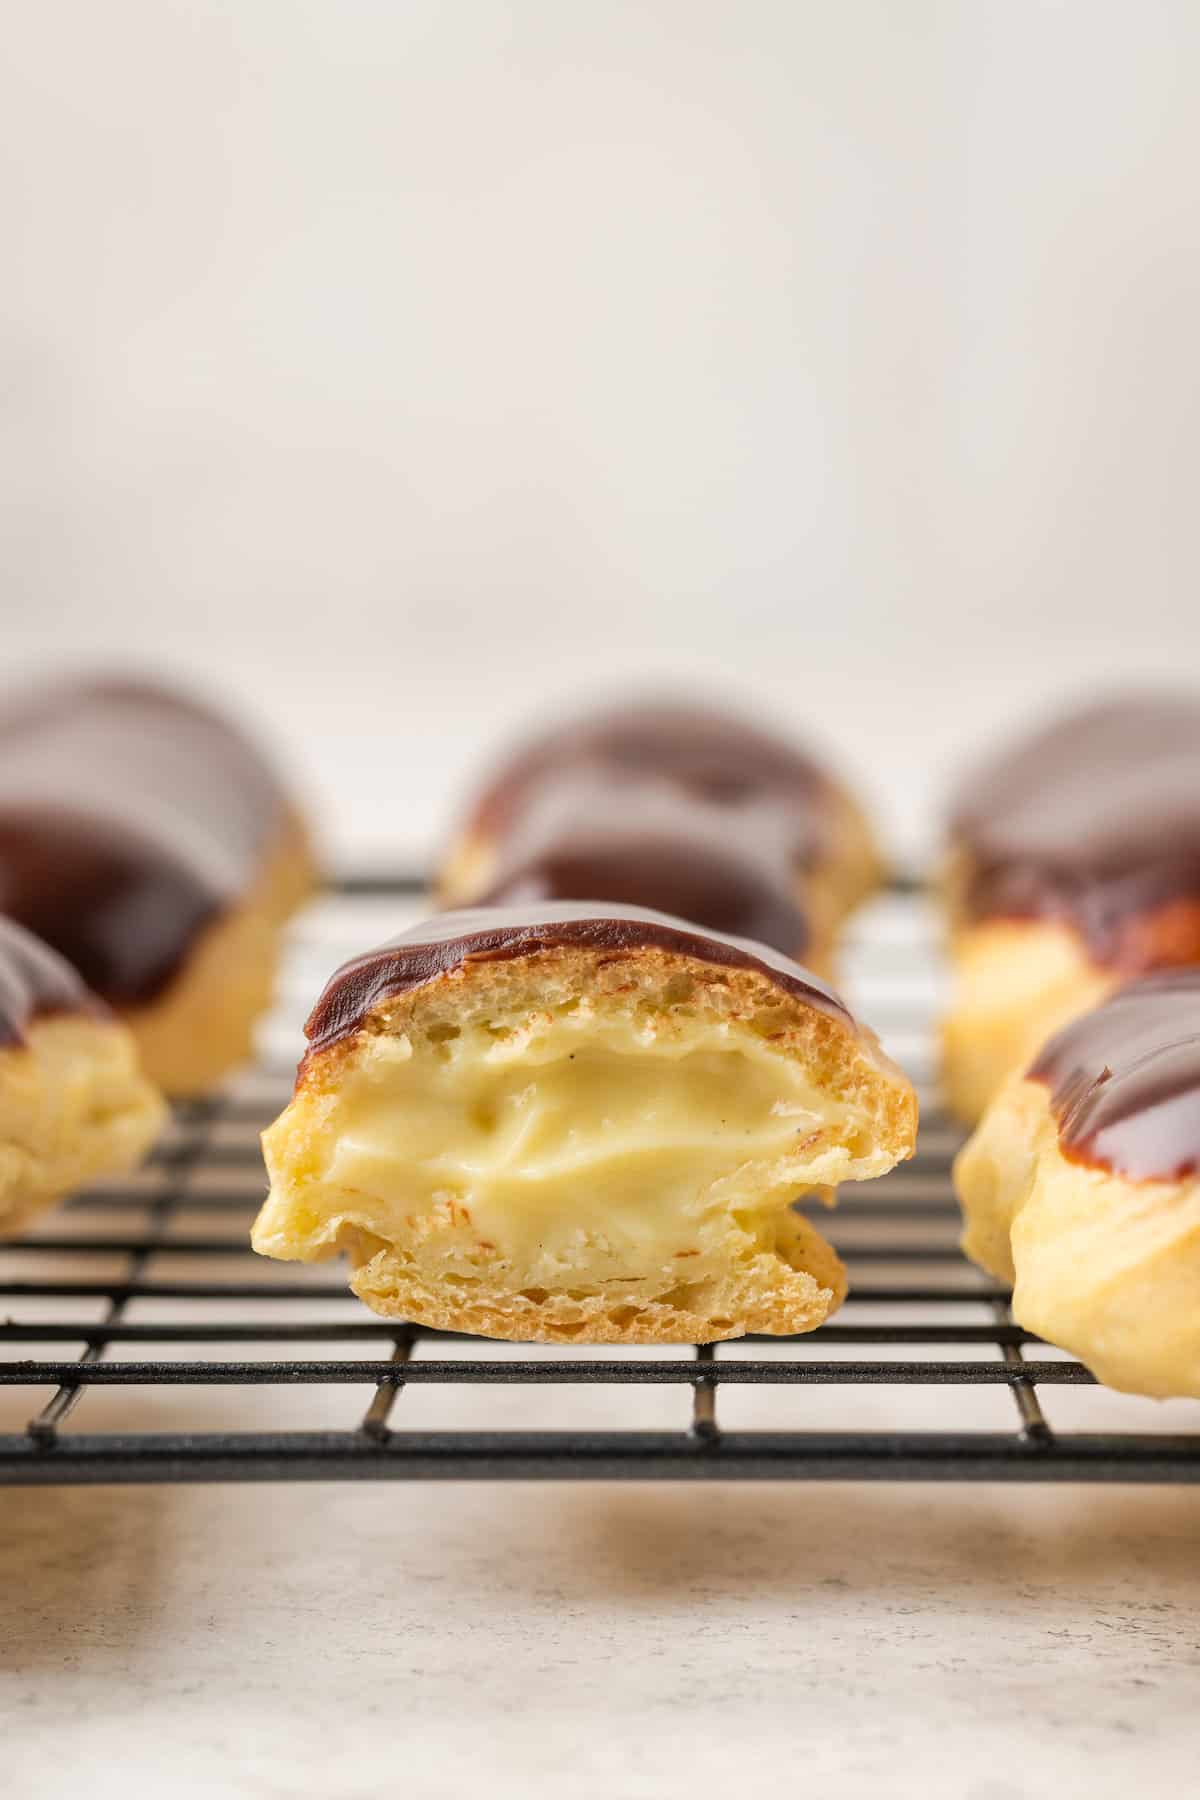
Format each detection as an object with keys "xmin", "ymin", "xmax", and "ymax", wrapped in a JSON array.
[
  {"xmin": 457, "ymin": 701, "xmax": 836, "ymax": 955},
  {"xmin": 950, "ymin": 695, "xmax": 1200, "ymax": 964},
  {"xmin": 468, "ymin": 702, "xmax": 831, "ymax": 838},
  {"xmin": 1030, "ymin": 969, "xmax": 1200, "ymax": 1181},
  {"xmin": 478, "ymin": 770, "xmax": 810, "ymax": 952},
  {"xmin": 0, "ymin": 916, "xmax": 100, "ymax": 1048},
  {"xmin": 303, "ymin": 901, "xmax": 851, "ymax": 1060},
  {"xmin": 0, "ymin": 678, "xmax": 289, "ymax": 1006}
]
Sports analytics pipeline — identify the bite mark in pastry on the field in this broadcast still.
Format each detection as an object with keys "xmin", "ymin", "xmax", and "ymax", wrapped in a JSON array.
[
  {"xmin": 0, "ymin": 917, "xmax": 164, "ymax": 1232},
  {"xmin": 253, "ymin": 903, "xmax": 917, "ymax": 1343},
  {"xmin": 954, "ymin": 968, "xmax": 1200, "ymax": 1397},
  {"xmin": 942, "ymin": 694, "xmax": 1200, "ymax": 1121},
  {"xmin": 438, "ymin": 699, "xmax": 883, "ymax": 972},
  {"xmin": 0, "ymin": 676, "xmax": 319, "ymax": 1094}
]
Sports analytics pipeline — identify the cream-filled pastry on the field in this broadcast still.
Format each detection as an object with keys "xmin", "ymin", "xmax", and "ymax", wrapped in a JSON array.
[
  {"xmin": 955, "ymin": 968, "xmax": 1200, "ymax": 1397},
  {"xmin": 0, "ymin": 675, "xmax": 319, "ymax": 1094},
  {"xmin": 253, "ymin": 903, "xmax": 917, "ymax": 1343},
  {"xmin": 0, "ymin": 916, "xmax": 164, "ymax": 1232},
  {"xmin": 941, "ymin": 694, "xmax": 1200, "ymax": 1122},
  {"xmin": 438, "ymin": 699, "xmax": 884, "ymax": 973}
]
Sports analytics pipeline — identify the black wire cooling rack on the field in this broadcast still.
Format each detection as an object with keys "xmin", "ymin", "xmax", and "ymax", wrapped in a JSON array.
[{"xmin": 1, "ymin": 873, "xmax": 1198, "ymax": 1485}]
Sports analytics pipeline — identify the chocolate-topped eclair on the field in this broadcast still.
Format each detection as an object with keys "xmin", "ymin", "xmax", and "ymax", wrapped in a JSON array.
[
  {"xmin": 0, "ymin": 676, "xmax": 318, "ymax": 1094},
  {"xmin": 954, "ymin": 969, "xmax": 1200, "ymax": 1397},
  {"xmin": 438, "ymin": 700, "xmax": 883, "ymax": 971},
  {"xmin": 253, "ymin": 902, "xmax": 917, "ymax": 1343},
  {"xmin": 941, "ymin": 694, "xmax": 1200, "ymax": 1121},
  {"xmin": 0, "ymin": 916, "xmax": 163, "ymax": 1230}
]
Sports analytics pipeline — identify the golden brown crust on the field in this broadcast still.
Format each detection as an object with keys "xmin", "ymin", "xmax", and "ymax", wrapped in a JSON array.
[
  {"xmin": 939, "ymin": 918, "xmax": 1113, "ymax": 1125},
  {"xmin": 290, "ymin": 944, "xmax": 916, "ymax": 1143},
  {"xmin": 122, "ymin": 818, "xmax": 318, "ymax": 1095},
  {"xmin": 954, "ymin": 1074, "xmax": 1200, "ymax": 1398},
  {"xmin": 0, "ymin": 1013, "xmax": 165, "ymax": 1233},
  {"xmin": 255, "ymin": 943, "xmax": 916, "ymax": 1343},
  {"xmin": 347, "ymin": 1206, "xmax": 847, "ymax": 1344}
]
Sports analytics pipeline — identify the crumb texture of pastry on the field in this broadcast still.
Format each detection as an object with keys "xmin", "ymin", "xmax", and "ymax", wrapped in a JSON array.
[
  {"xmin": 253, "ymin": 904, "xmax": 917, "ymax": 1344},
  {"xmin": 941, "ymin": 693, "xmax": 1200, "ymax": 1121},
  {"xmin": 954, "ymin": 969, "xmax": 1200, "ymax": 1398},
  {"xmin": 0, "ymin": 916, "xmax": 164, "ymax": 1231},
  {"xmin": 0, "ymin": 675, "xmax": 319, "ymax": 1093},
  {"xmin": 437, "ymin": 698, "xmax": 883, "ymax": 970}
]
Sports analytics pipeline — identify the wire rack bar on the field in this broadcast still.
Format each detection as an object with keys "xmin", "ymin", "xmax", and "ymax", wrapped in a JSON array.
[
  {"xmin": 0, "ymin": 1359, "xmax": 1102, "ymax": 1386},
  {"xmin": 2, "ymin": 1433, "xmax": 1198, "ymax": 1486}
]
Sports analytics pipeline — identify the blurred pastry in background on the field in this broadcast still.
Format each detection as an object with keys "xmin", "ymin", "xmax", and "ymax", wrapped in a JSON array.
[
  {"xmin": 940, "ymin": 694, "xmax": 1200, "ymax": 1122},
  {"xmin": 0, "ymin": 676, "xmax": 319, "ymax": 1095},
  {"xmin": 0, "ymin": 916, "xmax": 164, "ymax": 1231},
  {"xmin": 954, "ymin": 969, "xmax": 1200, "ymax": 1398},
  {"xmin": 252, "ymin": 901, "xmax": 917, "ymax": 1343},
  {"xmin": 438, "ymin": 698, "xmax": 883, "ymax": 973}
]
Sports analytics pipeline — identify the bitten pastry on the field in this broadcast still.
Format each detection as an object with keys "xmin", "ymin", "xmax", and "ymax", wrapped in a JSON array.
[
  {"xmin": 954, "ymin": 970, "xmax": 1200, "ymax": 1397},
  {"xmin": 438, "ymin": 698, "xmax": 883, "ymax": 972},
  {"xmin": 941, "ymin": 694, "xmax": 1200, "ymax": 1122},
  {"xmin": 0, "ymin": 917, "xmax": 164, "ymax": 1232},
  {"xmin": 253, "ymin": 903, "xmax": 917, "ymax": 1343},
  {"xmin": 0, "ymin": 676, "xmax": 319, "ymax": 1094}
]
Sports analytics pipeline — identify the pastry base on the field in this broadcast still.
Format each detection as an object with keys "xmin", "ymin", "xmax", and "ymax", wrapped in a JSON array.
[
  {"xmin": 940, "ymin": 919, "xmax": 1112, "ymax": 1125},
  {"xmin": 123, "ymin": 819, "xmax": 318, "ymax": 1096},
  {"xmin": 346, "ymin": 1204, "xmax": 848, "ymax": 1344},
  {"xmin": 0, "ymin": 1013, "xmax": 165, "ymax": 1233}
]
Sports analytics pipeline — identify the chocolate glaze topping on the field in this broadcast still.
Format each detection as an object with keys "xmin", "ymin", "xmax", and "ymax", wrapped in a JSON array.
[
  {"xmin": 303, "ymin": 901, "xmax": 851, "ymax": 1061},
  {"xmin": 0, "ymin": 916, "xmax": 101, "ymax": 1049},
  {"xmin": 1029, "ymin": 969, "xmax": 1200, "ymax": 1181},
  {"xmin": 457, "ymin": 701, "xmax": 837, "ymax": 956},
  {"xmin": 950, "ymin": 695, "xmax": 1200, "ymax": 965},
  {"xmin": 0, "ymin": 678, "xmax": 290, "ymax": 1006}
]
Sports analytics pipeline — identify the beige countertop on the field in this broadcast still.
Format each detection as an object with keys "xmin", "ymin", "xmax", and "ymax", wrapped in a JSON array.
[{"xmin": 5, "ymin": 1475, "xmax": 1199, "ymax": 1799}]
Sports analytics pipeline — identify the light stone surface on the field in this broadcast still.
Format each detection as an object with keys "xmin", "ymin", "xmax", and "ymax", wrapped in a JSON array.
[{"xmin": 3, "ymin": 1477, "xmax": 1199, "ymax": 1798}]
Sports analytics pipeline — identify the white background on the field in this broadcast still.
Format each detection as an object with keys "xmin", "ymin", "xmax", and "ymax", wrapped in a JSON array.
[{"xmin": 3, "ymin": 0, "xmax": 1199, "ymax": 863}]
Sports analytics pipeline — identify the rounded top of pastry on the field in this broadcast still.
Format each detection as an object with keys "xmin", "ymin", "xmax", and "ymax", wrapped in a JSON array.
[
  {"xmin": 0, "ymin": 674, "xmax": 299, "ymax": 1004},
  {"xmin": 0, "ymin": 914, "xmax": 104, "ymax": 1047},
  {"xmin": 439, "ymin": 697, "xmax": 865, "ymax": 957},
  {"xmin": 947, "ymin": 692, "xmax": 1200, "ymax": 958},
  {"xmin": 1029, "ymin": 966, "xmax": 1200, "ymax": 1181},
  {"xmin": 475, "ymin": 780, "xmax": 811, "ymax": 957},
  {"xmin": 461, "ymin": 697, "xmax": 834, "ymax": 845},
  {"xmin": 303, "ymin": 900, "xmax": 856, "ymax": 1058}
]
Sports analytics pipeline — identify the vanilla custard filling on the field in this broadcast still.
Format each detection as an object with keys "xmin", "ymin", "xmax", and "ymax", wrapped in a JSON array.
[{"xmin": 259, "ymin": 1011, "xmax": 876, "ymax": 1282}]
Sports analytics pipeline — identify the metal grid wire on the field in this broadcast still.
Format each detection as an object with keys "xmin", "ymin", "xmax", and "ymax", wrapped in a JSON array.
[{"xmin": 1, "ymin": 873, "xmax": 1198, "ymax": 1484}]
